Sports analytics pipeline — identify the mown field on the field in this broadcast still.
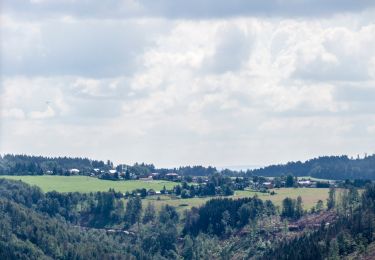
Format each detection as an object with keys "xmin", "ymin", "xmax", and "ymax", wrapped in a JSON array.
[
  {"xmin": 143, "ymin": 188, "xmax": 330, "ymax": 212},
  {"xmin": 0, "ymin": 175, "xmax": 176, "ymax": 193}
]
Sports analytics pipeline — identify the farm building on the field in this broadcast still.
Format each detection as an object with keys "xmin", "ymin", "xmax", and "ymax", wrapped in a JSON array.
[
  {"xmin": 139, "ymin": 176, "xmax": 153, "ymax": 181},
  {"xmin": 166, "ymin": 173, "xmax": 179, "ymax": 181},
  {"xmin": 69, "ymin": 168, "xmax": 80, "ymax": 174}
]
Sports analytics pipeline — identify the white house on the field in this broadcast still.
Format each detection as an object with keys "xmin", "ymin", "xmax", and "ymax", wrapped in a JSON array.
[{"xmin": 69, "ymin": 169, "xmax": 80, "ymax": 174}]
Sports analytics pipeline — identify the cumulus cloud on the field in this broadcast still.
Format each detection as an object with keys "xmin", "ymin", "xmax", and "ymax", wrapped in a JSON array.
[
  {"xmin": 202, "ymin": 24, "xmax": 254, "ymax": 73},
  {"xmin": 1, "ymin": 2, "xmax": 375, "ymax": 166},
  {"xmin": 29, "ymin": 105, "xmax": 55, "ymax": 120},
  {"xmin": 0, "ymin": 15, "xmax": 170, "ymax": 77},
  {"xmin": 293, "ymin": 25, "xmax": 375, "ymax": 81}
]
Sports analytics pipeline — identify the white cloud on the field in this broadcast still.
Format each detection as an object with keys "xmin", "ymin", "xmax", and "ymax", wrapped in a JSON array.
[
  {"xmin": 1, "ymin": 108, "xmax": 26, "ymax": 119},
  {"xmin": 1, "ymin": 5, "xmax": 375, "ymax": 166},
  {"xmin": 293, "ymin": 24, "xmax": 375, "ymax": 81},
  {"xmin": 29, "ymin": 106, "xmax": 55, "ymax": 119}
]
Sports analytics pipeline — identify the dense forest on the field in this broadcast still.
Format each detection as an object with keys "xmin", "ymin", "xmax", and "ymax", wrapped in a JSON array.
[
  {"xmin": 2, "ymin": 153, "xmax": 375, "ymax": 180},
  {"xmin": 0, "ymin": 154, "xmax": 218, "ymax": 177},
  {"xmin": 0, "ymin": 154, "xmax": 109, "ymax": 175},
  {"xmin": 1, "ymin": 177, "xmax": 375, "ymax": 259},
  {"xmin": 248, "ymin": 155, "xmax": 375, "ymax": 180}
]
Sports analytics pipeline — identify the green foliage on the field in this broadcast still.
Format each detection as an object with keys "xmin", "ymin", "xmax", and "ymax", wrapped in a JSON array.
[
  {"xmin": 281, "ymin": 196, "xmax": 304, "ymax": 220},
  {"xmin": 140, "ymin": 221, "xmax": 178, "ymax": 257},
  {"xmin": 285, "ymin": 175, "xmax": 295, "ymax": 187},
  {"xmin": 248, "ymin": 155, "xmax": 375, "ymax": 180},
  {"xmin": 183, "ymin": 196, "xmax": 275, "ymax": 236},
  {"xmin": 159, "ymin": 205, "xmax": 179, "ymax": 224},
  {"xmin": 2, "ymin": 177, "xmax": 375, "ymax": 260},
  {"xmin": 281, "ymin": 197, "xmax": 296, "ymax": 219},
  {"xmin": 327, "ymin": 187, "xmax": 336, "ymax": 209},
  {"xmin": 315, "ymin": 199, "xmax": 324, "ymax": 212},
  {"xmin": 261, "ymin": 185, "xmax": 375, "ymax": 259},
  {"xmin": 0, "ymin": 198, "xmax": 133, "ymax": 259},
  {"xmin": 125, "ymin": 196, "xmax": 142, "ymax": 226},
  {"xmin": 328, "ymin": 239, "xmax": 340, "ymax": 260},
  {"xmin": 182, "ymin": 235, "xmax": 194, "ymax": 260},
  {"xmin": 142, "ymin": 202, "xmax": 156, "ymax": 224}
]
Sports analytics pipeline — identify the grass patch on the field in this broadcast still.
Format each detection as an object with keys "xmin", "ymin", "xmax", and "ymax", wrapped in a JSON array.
[
  {"xmin": 143, "ymin": 188, "xmax": 330, "ymax": 212},
  {"xmin": 0, "ymin": 175, "xmax": 176, "ymax": 193},
  {"xmin": 1, "ymin": 175, "xmax": 330, "ymax": 212}
]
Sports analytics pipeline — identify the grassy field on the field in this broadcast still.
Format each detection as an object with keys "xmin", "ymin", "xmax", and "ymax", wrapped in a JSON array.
[
  {"xmin": 1, "ymin": 175, "xmax": 330, "ymax": 212},
  {"xmin": 143, "ymin": 188, "xmax": 330, "ymax": 212},
  {"xmin": 0, "ymin": 175, "xmax": 176, "ymax": 193}
]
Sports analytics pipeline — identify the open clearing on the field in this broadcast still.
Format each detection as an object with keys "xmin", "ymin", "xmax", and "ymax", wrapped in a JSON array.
[
  {"xmin": 0, "ymin": 175, "xmax": 176, "ymax": 193},
  {"xmin": 143, "ymin": 188, "xmax": 330, "ymax": 212}
]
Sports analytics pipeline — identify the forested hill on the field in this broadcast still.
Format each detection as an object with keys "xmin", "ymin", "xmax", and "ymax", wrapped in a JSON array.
[
  {"xmin": 2, "ymin": 153, "xmax": 375, "ymax": 180},
  {"xmin": 0, "ymin": 154, "xmax": 110, "ymax": 175},
  {"xmin": 0, "ymin": 154, "xmax": 217, "ymax": 177},
  {"xmin": 248, "ymin": 155, "xmax": 375, "ymax": 180}
]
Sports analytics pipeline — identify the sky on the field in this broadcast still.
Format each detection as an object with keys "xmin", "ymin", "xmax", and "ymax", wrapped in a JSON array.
[{"xmin": 1, "ymin": 0, "xmax": 375, "ymax": 168}]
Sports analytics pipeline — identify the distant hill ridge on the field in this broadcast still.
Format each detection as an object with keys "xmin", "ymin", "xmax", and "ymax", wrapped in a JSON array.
[
  {"xmin": 248, "ymin": 154, "xmax": 375, "ymax": 180},
  {"xmin": 1, "ymin": 153, "xmax": 375, "ymax": 180}
]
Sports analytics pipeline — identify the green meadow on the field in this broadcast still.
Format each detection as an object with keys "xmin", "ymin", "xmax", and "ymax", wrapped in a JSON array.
[
  {"xmin": 1, "ymin": 175, "xmax": 176, "ymax": 193},
  {"xmin": 143, "ymin": 188, "xmax": 330, "ymax": 212},
  {"xmin": 1, "ymin": 175, "xmax": 330, "ymax": 211}
]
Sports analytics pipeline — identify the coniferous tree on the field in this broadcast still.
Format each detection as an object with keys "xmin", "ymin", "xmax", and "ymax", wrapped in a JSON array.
[
  {"xmin": 327, "ymin": 187, "xmax": 336, "ymax": 209},
  {"xmin": 142, "ymin": 202, "xmax": 156, "ymax": 224}
]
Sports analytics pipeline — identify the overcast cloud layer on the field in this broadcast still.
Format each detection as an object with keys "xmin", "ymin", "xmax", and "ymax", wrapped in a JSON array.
[{"xmin": 1, "ymin": 0, "xmax": 375, "ymax": 167}]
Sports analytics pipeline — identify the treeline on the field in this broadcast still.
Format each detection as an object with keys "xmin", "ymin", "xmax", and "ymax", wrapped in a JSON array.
[
  {"xmin": 0, "ymin": 178, "xmax": 143, "ymax": 228},
  {"xmin": 248, "ymin": 154, "xmax": 375, "ymax": 180},
  {"xmin": 3, "ymin": 153, "xmax": 375, "ymax": 180},
  {"xmin": 0, "ymin": 154, "xmax": 109, "ymax": 175},
  {"xmin": 0, "ymin": 154, "xmax": 219, "ymax": 177}
]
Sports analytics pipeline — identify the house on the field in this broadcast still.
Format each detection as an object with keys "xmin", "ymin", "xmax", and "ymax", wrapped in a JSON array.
[
  {"xmin": 298, "ymin": 180, "xmax": 317, "ymax": 188},
  {"xmin": 298, "ymin": 180, "xmax": 311, "ymax": 187},
  {"xmin": 69, "ymin": 168, "xmax": 80, "ymax": 174},
  {"xmin": 139, "ymin": 176, "xmax": 153, "ymax": 181},
  {"xmin": 147, "ymin": 189, "xmax": 156, "ymax": 196},
  {"xmin": 166, "ymin": 173, "xmax": 179, "ymax": 181},
  {"xmin": 263, "ymin": 182, "xmax": 274, "ymax": 189}
]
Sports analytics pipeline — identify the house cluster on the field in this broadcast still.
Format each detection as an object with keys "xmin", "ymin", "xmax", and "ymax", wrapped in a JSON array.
[
  {"xmin": 90, "ymin": 168, "xmax": 130, "ymax": 180},
  {"xmin": 191, "ymin": 176, "xmax": 210, "ymax": 183},
  {"xmin": 297, "ymin": 180, "xmax": 317, "ymax": 188},
  {"xmin": 258, "ymin": 178, "xmax": 334, "ymax": 190},
  {"xmin": 146, "ymin": 189, "xmax": 161, "ymax": 196},
  {"xmin": 139, "ymin": 172, "xmax": 181, "ymax": 181},
  {"xmin": 88, "ymin": 167, "xmax": 183, "ymax": 182}
]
